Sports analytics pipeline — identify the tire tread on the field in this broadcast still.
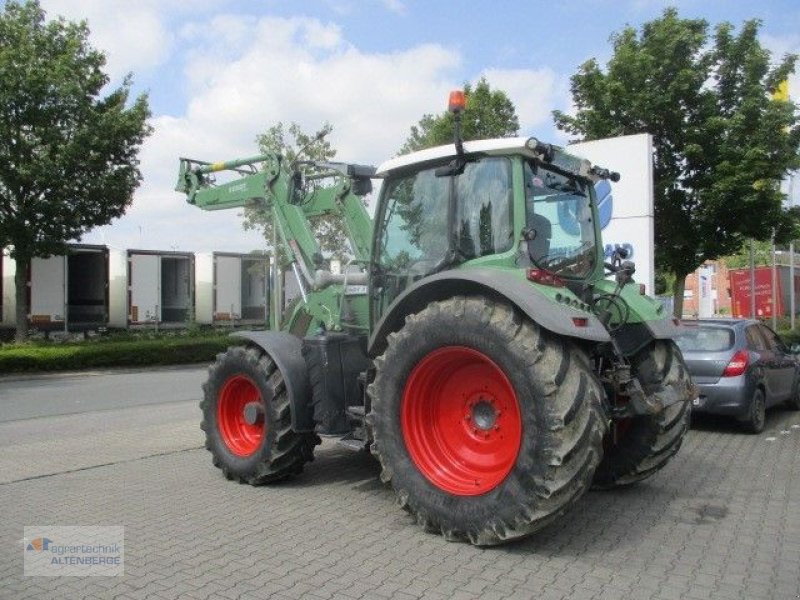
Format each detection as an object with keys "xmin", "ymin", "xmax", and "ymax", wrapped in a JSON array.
[{"xmin": 368, "ymin": 296, "xmax": 607, "ymax": 545}]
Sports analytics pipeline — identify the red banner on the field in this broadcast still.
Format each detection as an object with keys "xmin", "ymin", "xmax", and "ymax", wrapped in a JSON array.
[{"xmin": 729, "ymin": 267, "xmax": 783, "ymax": 318}]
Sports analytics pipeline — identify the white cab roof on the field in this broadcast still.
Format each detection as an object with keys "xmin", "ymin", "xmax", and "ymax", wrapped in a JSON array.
[{"xmin": 376, "ymin": 137, "xmax": 540, "ymax": 177}]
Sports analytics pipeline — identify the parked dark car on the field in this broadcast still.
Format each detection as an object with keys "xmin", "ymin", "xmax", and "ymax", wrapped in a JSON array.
[{"xmin": 675, "ymin": 319, "xmax": 800, "ymax": 433}]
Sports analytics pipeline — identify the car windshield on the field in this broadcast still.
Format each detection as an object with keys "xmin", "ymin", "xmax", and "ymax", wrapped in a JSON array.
[
  {"xmin": 524, "ymin": 161, "xmax": 596, "ymax": 278},
  {"xmin": 675, "ymin": 325, "xmax": 735, "ymax": 352}
]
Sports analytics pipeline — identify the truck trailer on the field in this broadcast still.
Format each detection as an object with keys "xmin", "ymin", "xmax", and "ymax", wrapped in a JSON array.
[
  {"xmin": 27, "ymin": 244, "xmax": 110, "ymax": 331},
  {"xmin": 127, "ymin": 250, "xmax": 195, "ymax": 326},
  {"xmin": 195, "ymin": 252, "xmax": 270, "ymax": 325}
]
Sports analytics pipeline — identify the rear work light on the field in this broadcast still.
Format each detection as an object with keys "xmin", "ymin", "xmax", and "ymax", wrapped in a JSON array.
[
  {"xmin": 526, "ymin": 268, "xmax": 565, "ymax": 287},
  {"xmin": 722, "ymin": 350, "xmax": 749, "ymax": 377}
]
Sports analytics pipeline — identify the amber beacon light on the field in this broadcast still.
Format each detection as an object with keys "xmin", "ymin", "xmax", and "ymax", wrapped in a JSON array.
[{"xmin": 448, "ymin": 90, "xmax": 466, "ymax": 113}]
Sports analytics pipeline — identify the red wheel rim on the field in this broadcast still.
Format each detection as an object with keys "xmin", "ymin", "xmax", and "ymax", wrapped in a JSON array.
[
  {"xmin": 401, "ymin": 346, "xmax": 522, "ymax": 496},
  {"xmin": 217, "ymin": 375, "xmax": 265, "ymax": 456}
]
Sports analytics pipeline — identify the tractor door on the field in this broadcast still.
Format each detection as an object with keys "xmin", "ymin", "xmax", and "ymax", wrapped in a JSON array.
[
  {"xmin": 370, "ymin": 157, "xmax": 514, "ymax": 324},
  {"xmin": 371, "ymin": 165, "xmax": 450, "ymax": 321}
]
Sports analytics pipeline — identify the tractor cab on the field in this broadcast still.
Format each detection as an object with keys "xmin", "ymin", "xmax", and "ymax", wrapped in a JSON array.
[{"xmin": 370, "ymin": 136, "xmax": 612, "ymax": 324}]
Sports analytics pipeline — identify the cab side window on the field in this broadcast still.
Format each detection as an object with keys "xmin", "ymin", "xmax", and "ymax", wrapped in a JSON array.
[{"xmin": 455, "ymin": 157, "xmax": 513, "ymax": 259}]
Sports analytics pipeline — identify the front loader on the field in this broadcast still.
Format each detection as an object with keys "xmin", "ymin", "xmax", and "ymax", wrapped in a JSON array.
[{"xmin": 175, "ymin": 92, "xmax": 696, "ymax": 545}]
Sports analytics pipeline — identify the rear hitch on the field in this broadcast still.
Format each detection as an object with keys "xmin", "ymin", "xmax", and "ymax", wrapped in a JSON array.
[{"xmin": 604, "ymin": 362, "xmax": 698, "ymax": 419}]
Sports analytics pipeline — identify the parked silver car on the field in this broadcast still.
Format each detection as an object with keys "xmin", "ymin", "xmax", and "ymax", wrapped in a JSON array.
[{"xmin": 675, "ymin": 319, "xmax": 800, "ymax": 433}]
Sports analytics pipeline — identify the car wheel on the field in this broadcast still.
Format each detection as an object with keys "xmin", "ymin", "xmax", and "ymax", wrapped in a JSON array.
[
  {"xmin": 742, "ymin": 388, "xmax": 766, "ymax": 434},
  {"xmin": 787, "ymin": 382, "xmax": 800, "ymax": 411}
]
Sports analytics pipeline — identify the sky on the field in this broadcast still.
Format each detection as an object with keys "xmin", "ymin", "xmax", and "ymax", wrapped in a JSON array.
[{"xmin": 33, "ymin": 0, "xmax": 800, "ymax": 253}]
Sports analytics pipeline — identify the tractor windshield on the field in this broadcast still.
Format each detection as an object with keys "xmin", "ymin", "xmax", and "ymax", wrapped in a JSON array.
[{"xmin": 524, "ymin": 161, "xmax": 597, "ymax": 279}]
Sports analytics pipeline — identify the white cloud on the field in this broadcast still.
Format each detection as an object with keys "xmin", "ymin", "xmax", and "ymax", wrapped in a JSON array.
[
  {"xmin": 480, "ymin": 67, "xmax": 561, "ymax": 135},
  {"xmin": 41, "ymin": 0, "xmax": 174, "ymax": 82},
  {"xmin": 381, "ymin": 0, "xmax": 407, "ymax": 16},
  {"xmin": 89, "ymin": 14, "xmax": 463, "ymax": 252},
  {"xmin": 52, "ymin": 10, "xmax": 566, "ymax": 253},
  {"xmin": 163, "ymin": 16, "xmax": 461, "ymax": 163}
]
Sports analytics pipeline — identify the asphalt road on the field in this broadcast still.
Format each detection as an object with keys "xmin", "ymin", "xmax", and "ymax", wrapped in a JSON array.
[
  {"xmin": 0, "ymin": 366, "xmax": 206, "ymax": 484},
  {"xmin": 1, "ymin": 368, "xmax": 800, "ymax": 600},
  {"xmin": 0, "ymin": 365, "xmax": 207, "ymax": 422}
]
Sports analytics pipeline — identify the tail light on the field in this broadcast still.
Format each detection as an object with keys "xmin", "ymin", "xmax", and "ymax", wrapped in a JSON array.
[
  {"xmin": 526, "ymin": 268, "xmax": 565, "ymax": 287},
  {"xmin": 722, "ymin": 350, "xmax": 749, "ymax": 377}
]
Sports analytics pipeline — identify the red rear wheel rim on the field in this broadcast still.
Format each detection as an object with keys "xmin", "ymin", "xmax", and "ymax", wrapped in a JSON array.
[
  {"xmin": 401, "ymin": 346, "xmax": 522, "ymax": 496},
  {"xmin": 217, "ymin": 375, "xmax": 265, "ymax": 456}
]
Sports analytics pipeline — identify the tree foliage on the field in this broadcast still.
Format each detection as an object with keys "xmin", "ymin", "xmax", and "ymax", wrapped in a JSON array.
[
  {"xmin": 243, "ymin": 121, "xmax": 357, "ymax": 259},
  {"xmin": 723, "ymin": 239, "xmax": 775, "ymax": 269},
  {"xmin": 0, "ymin": 0, "xmax": 151, "ymax": 340},
  {"xmin": 553, "ymin": 8, "xmax": 800, "ymax": 315},
  {"xmin": 399, "ymin": 77, "xmax": 520, "ymax": 154}
]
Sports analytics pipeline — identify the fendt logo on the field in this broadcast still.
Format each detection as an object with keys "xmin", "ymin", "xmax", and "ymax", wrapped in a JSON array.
[{"xmin": 26, "ymin": 537, "xmax": 53, "ymax": 552}]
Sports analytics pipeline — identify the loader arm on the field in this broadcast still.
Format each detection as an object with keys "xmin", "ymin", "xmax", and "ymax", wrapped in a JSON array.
[
  {"xmin": 176, "ymin": 152, "xmax": 374, "ymax": 332},
  {"xmin": 176, "ymin": 153, "xmax": 374, "ymax": 266}
]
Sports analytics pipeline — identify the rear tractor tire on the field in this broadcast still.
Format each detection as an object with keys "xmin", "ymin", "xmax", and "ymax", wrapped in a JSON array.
[
  {"xmin": 367, "ymin": 296, "xmax": 607, "ymax": 546},
  {"xmin": 201, "ymin": 346, "xmax": 319, "ymax": 484},
  {"xmin": 593, "ymin": 340, "xmax": 692, "ymax": 488}
]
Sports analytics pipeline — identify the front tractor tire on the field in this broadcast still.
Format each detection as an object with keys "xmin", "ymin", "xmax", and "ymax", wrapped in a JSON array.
[
  {"xmin": 368, "ymin": 297, "xmax": 607, "ymax": 546},
  {"xmin": 201, "ymin": 346, "xmax": 319, "ymax": 484},
  {"xmin": 593, "ymin": 340, "xmax": 692, "ymax": 488}
]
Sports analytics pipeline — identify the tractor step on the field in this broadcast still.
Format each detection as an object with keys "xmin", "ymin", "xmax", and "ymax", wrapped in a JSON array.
[
  {"xmin": 337, "ymin": 435, "xmax": 367, "ymax": 452},
  {"xmin": 337, "ymin": 406, "xmax": 368, "ymax": 452},
  {"xmin": 346, "ymin": 405, "xmax": 365, "ymax": 418}
]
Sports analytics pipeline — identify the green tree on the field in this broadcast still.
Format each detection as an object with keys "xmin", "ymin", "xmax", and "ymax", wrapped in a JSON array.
[
  {"xmin": 0, "ymin": 0, "xmax": 151, "ymax": 341},
  {"xmin": 553, "ymin": 8, "xmax": 800, "ymax": 316},
  {"xmin": 400, "ymin": 77, "xmax": 519, "ymax": 154},
  {"xmin": 723, "ymin": 240, "xmax": 775, "ymax": 269},
  {"xmin": 243, "ymin": 121, "xmax": 357, "ymax": 259}
]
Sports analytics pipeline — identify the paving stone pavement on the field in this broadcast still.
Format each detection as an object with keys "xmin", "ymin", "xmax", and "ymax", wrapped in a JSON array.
[{"xmin": 1, "ymin": 405, "xmax": 799, "ymax": 600}]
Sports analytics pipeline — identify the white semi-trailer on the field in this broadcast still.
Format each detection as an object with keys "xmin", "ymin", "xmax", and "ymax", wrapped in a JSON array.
[
  {"xmin": 128, "ymin": 250, "xmax": 194, "ymax": 326},
  {"xmin": 26, "ymin": 244, "xmax": 109, "ymax": 330},
  {"xmin": 0, "ymin": 249, "xmax": 13, "ymax": 326},
  {"xmin": 195, "ymin": 252, "xmax": 269, "ymax": 325}
]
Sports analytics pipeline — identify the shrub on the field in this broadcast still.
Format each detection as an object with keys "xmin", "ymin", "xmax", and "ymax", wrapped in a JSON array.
[{"xmin": 0, "ymin": 334, "xmax": 245, "ymax": 373}]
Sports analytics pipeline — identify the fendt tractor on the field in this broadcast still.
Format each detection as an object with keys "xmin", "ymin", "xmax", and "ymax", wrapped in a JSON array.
[{"xmin": 175, "ymin": 91, "xmax": 696, "ymax": 545}]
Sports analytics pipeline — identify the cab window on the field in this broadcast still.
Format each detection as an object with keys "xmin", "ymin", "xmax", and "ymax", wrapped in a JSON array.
[{"xmin": 455, "ymin": 158, "xmax": 513, "ymax": 259}]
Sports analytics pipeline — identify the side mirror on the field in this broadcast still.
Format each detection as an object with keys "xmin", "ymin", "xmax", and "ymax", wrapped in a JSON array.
[{"xmin": 351, "ymin": 177, "xmax": 372, "ymax": 196}]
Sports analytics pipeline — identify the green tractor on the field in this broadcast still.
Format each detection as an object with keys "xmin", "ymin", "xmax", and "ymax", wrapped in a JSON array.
[{"xmin": 175, "ymin": 92, "xmax": 696, "ymax": 545}]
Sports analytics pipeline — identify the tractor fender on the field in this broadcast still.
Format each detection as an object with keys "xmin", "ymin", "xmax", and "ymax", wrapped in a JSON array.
[
  {"xmin": 231, "ymin": 331, "xmax": 315, "ymax": 432},
  {"xmin": 368, "ymin": 268, "xmax": 610, "ymax": 357}
]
